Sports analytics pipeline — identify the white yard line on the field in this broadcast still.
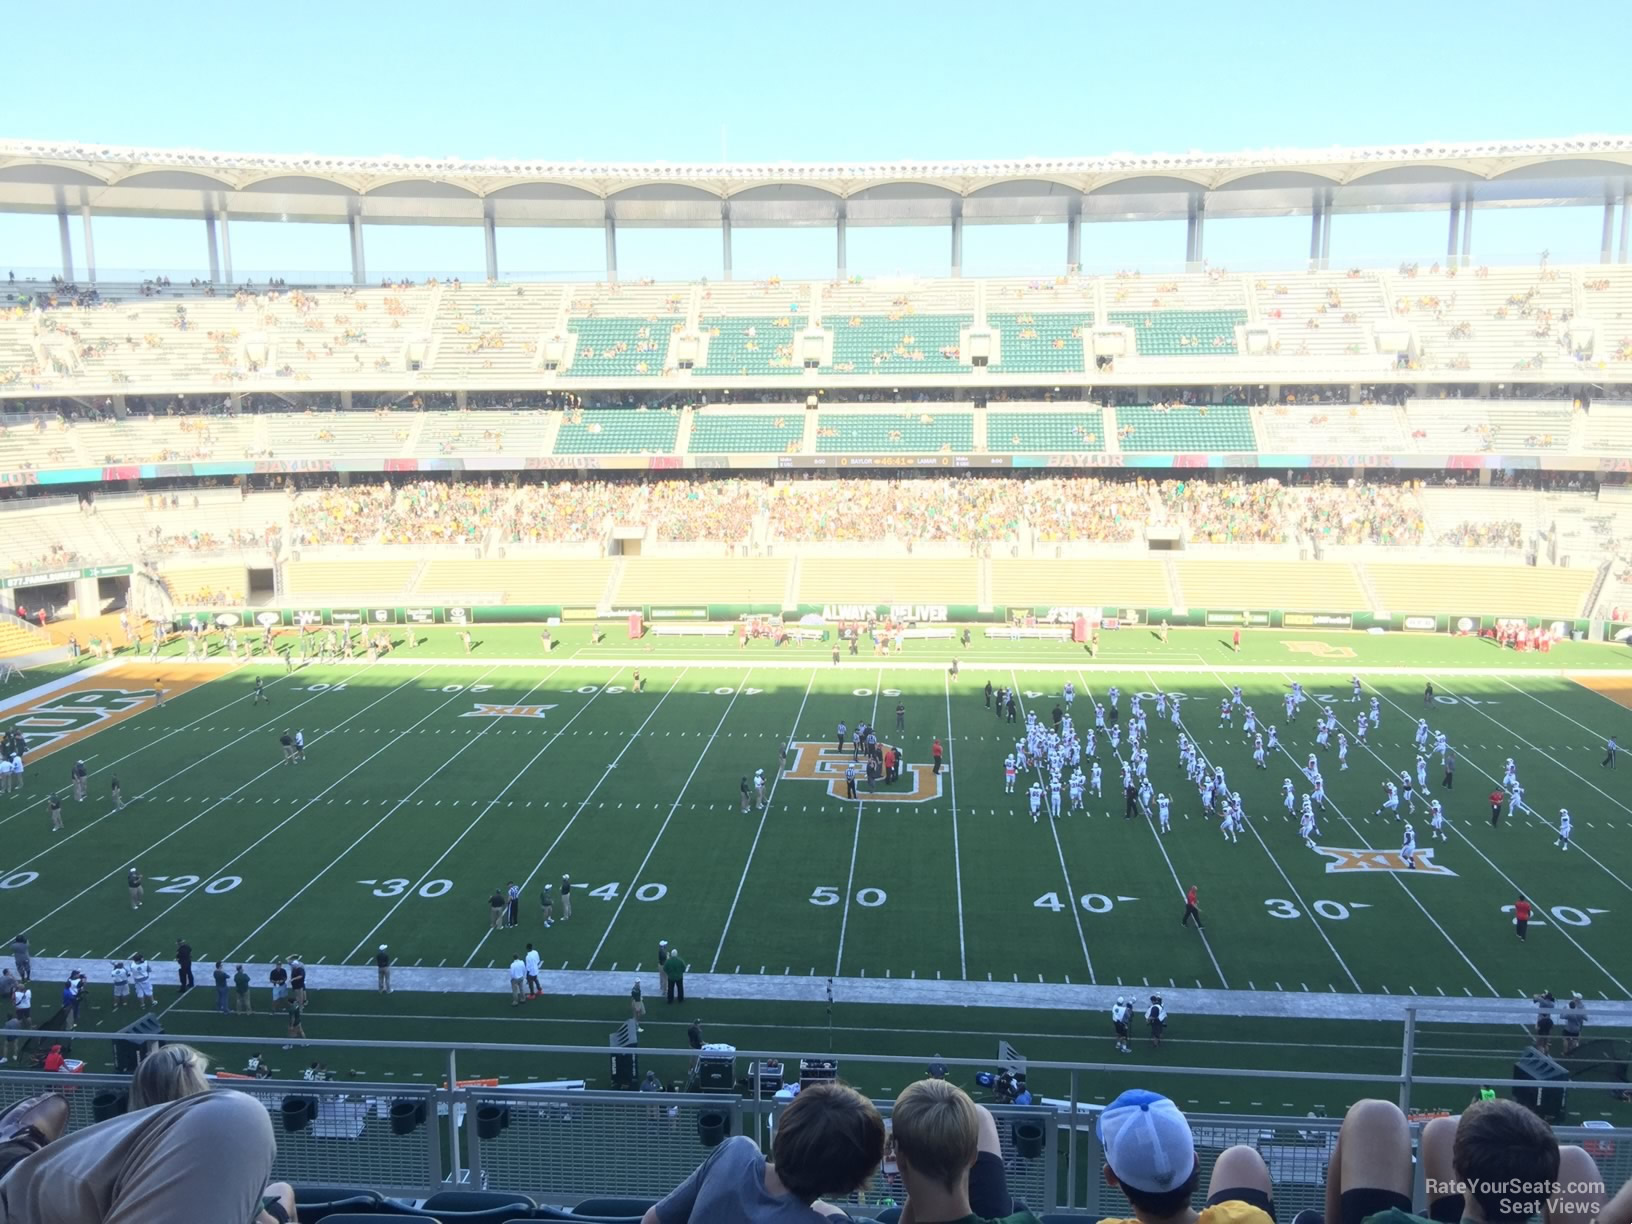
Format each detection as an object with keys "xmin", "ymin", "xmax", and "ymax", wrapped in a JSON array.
[
  {"xmin": 944, "ymin": 669, "xmax": 968, "ymax": 980},
  {"xmin": 1478, "ymin": 676, "xmax": 1632, "ymax": 823},
  {"xmin": 1010, "ymin": 670, "xmax": 1096, "ymax": 983},
  {"xmin": 460, "ymin": 669, "xmax": 688, "ymax": 968},
  {"xmin": 12, "ymin": 667, "xmax": 434, "ymax": 947},
  {"xmin": 1411, "ymin": 677, "xmax": 1632, "ymax": 895},
  {"xmin": 709, "ymin": 669, "xmax": 818, "ymax": 973},
  {"xmin": 118, "ymin": 667, "xmax": 505, "ymax": 957},
  {"xmin": 834, "ymin": 671, "xmax": 883, "ymax": 978},
  {"xmin": 0, "ymin": 666, "xmax": 325, "ymax": 834},
  {"xmin": 1358, "ymin": 679, "xmax": 1632, "ymax": 997},
  {"xmin": 220, "ymin": 665, "xmax": 564, "ymax": 963},
  {"xmin": 586, "ymin": 670, "xmax": 751, "ymax": 971},
  {"xmin": 1141, "ymin": 670, "xmax": 1362, "ymax": 991},
  {"xmin": 1226, "ymin": 669, "xmax": 1499, "ymax": 996}
]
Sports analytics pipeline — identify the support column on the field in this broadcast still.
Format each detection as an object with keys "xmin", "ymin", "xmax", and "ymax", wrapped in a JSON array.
[
  {"xmin": 1460, "ymin": 192, "xmax": 1473, "ymax": 266},
  {"xmin": 1447, "ymin": 196, "xmax": 1462, "ymax": 262},
  {"xmin": 483, "ymin": 211, "xmax": 498, "ymax": 282},
  {"xmin": 1191, "ymin": 194, "xmax": 1207, "ymax": 267},
  {"xmin": 57, "ymin": 207, "xmax": 74, "ymax": 281},
  {"xmin": 1602, "ymin": 198, "xmax": 1617, "ymax": 265},
  {"xmin": 1319, "ymin": 191, "xmax": 1331, "ymax": 269},
  {"xmin": 80, "ymin": 205, "xmax": 96, "ymax": 284},
  {"xmin": 204, "ymin": 214, "xmax": 221, "ymax": 283},
  {"xmin": 1065, "ymin": 198, "xmax": 1082, "ymax": 273},
  {"xmin": 1185, "ymin": 197, "xmax": 1198, "ymax": 265},
  {"xmin": 950, "ymin": 201, "xmax": 963, "ymax": 277},
  {"xmin": 1310, "ymin": 196, "xmax": 1324, "ymax": 263},
  {"xmin": 603, "ymin": 209, "xmax": 618, "ymax": 284},
  {"xmin": 721, "ymin": 202, "xmax": 733, "ymax": 282},
  {"xmin": 1621, "ymin": 187, "xmax": 1630, "ymax": 264},
  {"xmin": 836, "ymin": 204, "xmax": 847, "ymax": 280},
  {"xmin": 349, "ymin": 213, "xmax": 366, "ymax": 286},
  {"xmin": 219, "ymin": 211, "xmax": 233, "ymax": 284}
]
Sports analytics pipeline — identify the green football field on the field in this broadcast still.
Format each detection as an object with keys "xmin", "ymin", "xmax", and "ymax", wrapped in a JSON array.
[{"xmin": 4, "ymin": 624, "xmax": 1632, "ymax": 1118}]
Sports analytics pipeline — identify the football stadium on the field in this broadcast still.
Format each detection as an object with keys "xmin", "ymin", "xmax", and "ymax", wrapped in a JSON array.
[{"xmin": 2, "ymin": 11, "xmax": 1632, "ymax": 1222}]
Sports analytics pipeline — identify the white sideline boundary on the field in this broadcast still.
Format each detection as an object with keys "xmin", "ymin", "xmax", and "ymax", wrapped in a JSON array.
[
  {"xmin": 22, "ymin": 954, "xmax": 1632, "ymax": 1024},
  {"xmin": 81, "ymin": 656, "xmax": 1632, "ymax": 679}
]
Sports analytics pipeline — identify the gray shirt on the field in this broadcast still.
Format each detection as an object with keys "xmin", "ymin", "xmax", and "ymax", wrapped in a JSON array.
[{"xmin": 653, "ymin": 1136, "xmax": 828, "ymax": 1224}]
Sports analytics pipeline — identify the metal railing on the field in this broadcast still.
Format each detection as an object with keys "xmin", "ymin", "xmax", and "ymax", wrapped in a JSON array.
[{"xmin": 3, "ymin": 1007, "xmax": 1628, "ymax": 1213}]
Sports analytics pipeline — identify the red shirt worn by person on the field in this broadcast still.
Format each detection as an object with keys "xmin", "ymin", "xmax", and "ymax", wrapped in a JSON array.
[
  {"xmin": 1489, "ymin": 789, "xmax": 1504, "ymax": 808},
  {"xmin": 1186, "ymin": 886, "xmax": 1198, "ymax": 908},
  {"xmin": 932, "ymin": 739, "xmax": 943, "ymax": 761},
  {"xmin": 1514, "ymin": 898, "xmax": 1532, "ymax": 923}
]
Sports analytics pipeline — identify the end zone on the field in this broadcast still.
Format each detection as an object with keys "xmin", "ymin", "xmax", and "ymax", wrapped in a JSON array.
[{"xmin": 0, "ymin": 664, "xmax": 235, "ymax": 760}]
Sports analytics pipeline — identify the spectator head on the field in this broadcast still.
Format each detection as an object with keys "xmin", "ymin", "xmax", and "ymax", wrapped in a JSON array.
[
  {"xmin": 891, "ymin": 1077, "xmax": 980, "ymax": 1194},
  {"xmin": 1099, "ymin": 1089, "xmax": 1199, "ymax": 1219},
  {"xmin": 1453, "ymin": 1098, "xmax": 1559, "ymax": 1223},
  {"xmin": 769, "ymin": 1080, "xmax": 884, "ymax": 1203},
  {"xmin": 129, "ymin": 1042, "xmax": 210, "ymax": 1111}
]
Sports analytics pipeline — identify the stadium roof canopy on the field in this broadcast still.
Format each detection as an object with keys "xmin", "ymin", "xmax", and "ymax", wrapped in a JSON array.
[
  {"xmin": 3, "ymin": 135, "xmax": 1630, "ymax": 227},
  {"xmin": 3, "ymin": 136, "xmax": 1628, "ymax": 282}
]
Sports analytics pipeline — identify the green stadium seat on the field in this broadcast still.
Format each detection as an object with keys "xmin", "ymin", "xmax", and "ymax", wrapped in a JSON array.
[
  {"xmin": 689, "ymin": 413, "xmax": 803, "ymax": 454},
  {"xmin": 815, "ymin": 411, "xmax": 973, "ymax": 453},
  {"xmin": 553, "ymin": 409, "xmax": 680, "ymax": 455},
  {"xmin": 827, "ymin": 314, "xmax": 970, "ymax": 375},
  {"xmin": 987, "ymin": 410, "xmax": 1105, "ymax": 452},
  {"xmin": 568, "ymin": 317, "xmax": 681, "ymax": 377},
  {"xmin": 1115, "ymin": 403, "xmax": 1257, "ymax": 452},
  {"xmin": 989, "ymin": 312, "xmax": 1092, "ymax": 373},
  {"xmin": 697, "ymin": 315, "xmax": 804, "ymax": 375},
  {"xmin": 1107, "ymin": 309, "xmax": 1244, "ymax": 355}
]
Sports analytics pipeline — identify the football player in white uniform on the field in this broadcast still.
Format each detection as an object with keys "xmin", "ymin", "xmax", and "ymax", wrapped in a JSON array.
[
  {"xmin": 1267, "ymin": 724, "xmax": 1280, "ymax": 750},
  {"xmin": 1368, "ymin": 696, "xmax": 1381, "ymax": 729},
  {"xmin": 1337, "ymin": 732, "xmax": 1349, "ymax": 771},
  {"xmin": 1378, "ymin": 781, "xmax": 1400, "ymax": 819},
  {"xmin": 1028, "ymin": 781, "xmax": 1043, "ymax": 821},
  {"xmin": 1556, "ymin": 808, "xmax": 1571, "ymax": 851},
  {"xmin": 1069, "ymin": 768, "xmax": 1085, "ymax": 812},
  {"xmin": 1415, "ymin": 719, "xmax": 1430, "ymax": 749},
  {"xmin": 1252, "ymin": 735, "xmax": 1266, "ymax": 769},
  {"xmin": 1282, "ymin": 778, "xmax": 1296, "ymax": 814},
  {"xmin": 1003, "ymin": 754, "xmax": 1016, "ymax": 794},
  {"xmin": 1401, "ymin": 824, "xmax": 1417, "ymax": 869},
  {"xmin": 1428, "ymin": 799, "xmax": 1447, "ymax": 841},
  {"xmin": 1156, "ymin": 792, "xmax": 1171, "ymax": 833},
  {"xmin": 1090, "ymin": 762, "xmax": 1103, "ymax": 797}
]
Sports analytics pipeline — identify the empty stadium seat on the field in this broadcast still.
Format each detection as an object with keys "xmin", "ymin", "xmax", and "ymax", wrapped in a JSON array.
[
  {"xmin": 552, "ymin": 409, "xmax": 680, "ymax": 456},
  {"xmin": 1107, "ymin": 309, "xmax": 1245, "ymax": 355},
  {"xmin": 1115, "ymin": 403, "xmax": 1256, "ymax": 452},
  {"xmin": 568, "ymin": 1199, "xmax": 657, "ymax": 1218},
  {"xmin": 688, "ymin": 411, "xmax": 803, "ymax": 453},
  {"xmin": 989, "ymin": 312, "xmax": 1092, "ymax": 373},
  {"xmin": 421, "ymin": 1190, "xmax": 536, "ymax": 1216},
  {"xmin": 698, "ymin": 316, "xmax": 804, "ymax": 375},
  {"xmin": 825, "ymin": 314, "xmax": 970, "ymax": 375},
  {"xmin": 815, "ymin": 411, "xmax": 973, "ymax": 454},
  {"xmin": 987, "ymin": 409, "xmax": 1104, "ymax": 452},
  {"xmin": 567, "ymin": 317, "xmax": 681, "ymax": 377}
]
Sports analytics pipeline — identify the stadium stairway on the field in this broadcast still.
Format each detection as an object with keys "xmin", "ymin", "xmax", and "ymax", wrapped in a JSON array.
[{"xmin": 598, "ymin": 558, "xmax": 625, "ymax": 612}]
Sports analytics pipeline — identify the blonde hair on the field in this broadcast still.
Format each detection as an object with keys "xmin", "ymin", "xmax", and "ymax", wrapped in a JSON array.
[
  {"xmin": 128, "ymin": 1043, "xmax": 210, "ymax": 1111},
  {"xmin": 891, "ymin": 1078, "xmax": 980, "ymax": 1194}
]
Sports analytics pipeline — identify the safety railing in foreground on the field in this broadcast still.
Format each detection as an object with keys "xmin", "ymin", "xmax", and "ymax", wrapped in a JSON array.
[{"xmin": 2, "ymin": 1006, "xmax": 1628, "ymax": 1213}]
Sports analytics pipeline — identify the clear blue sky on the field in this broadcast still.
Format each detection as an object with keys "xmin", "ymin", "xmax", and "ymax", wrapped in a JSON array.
[{"xmin": 2, "ymin": 0, "xmax": 1624, "ymax": 281}]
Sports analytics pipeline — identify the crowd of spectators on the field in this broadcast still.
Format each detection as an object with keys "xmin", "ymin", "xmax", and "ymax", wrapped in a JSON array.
[
  {"xmin": 288, "ymin": 480, "xmax": 507, "ymax": 547},
  {"xmin": 1436, "ymin": 518, "xmax": 1525, "ymax": 549},
  {"xmin": 1299, "ymin": 482, "xmax": 1427, "ymax": 547}
]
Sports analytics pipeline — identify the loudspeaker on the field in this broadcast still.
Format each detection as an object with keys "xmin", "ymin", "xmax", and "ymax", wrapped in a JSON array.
[
  {"xmin": 1512, "ymin": 1047, "xmax": 1569, "ymax": 1121},
  {"xmin": 611, "ymin": 1052, "xmax": 638, "ymax": 1089},
  {"xmin": 114, "ymin": 1013, "xmax": 164, "ymax": 1074},
  {"xmin": 799, "ymin": 1057, "xmax": 838, "ymax": 1088}
]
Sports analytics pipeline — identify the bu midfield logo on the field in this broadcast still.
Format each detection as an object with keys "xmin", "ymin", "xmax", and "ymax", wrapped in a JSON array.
[
  {"xmin": 780, "ymin": 741, "xmax": 942, "ymax": 804},
  {"xmin": 1315, "ymin": 846, "xmax": 1457, "ymax": 876}
]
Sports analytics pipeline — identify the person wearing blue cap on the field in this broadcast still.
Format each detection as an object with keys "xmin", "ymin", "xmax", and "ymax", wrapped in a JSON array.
[{"xmin": 1098, "ymin": 1089, "xmax": 1274, "ymax": 1224}]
